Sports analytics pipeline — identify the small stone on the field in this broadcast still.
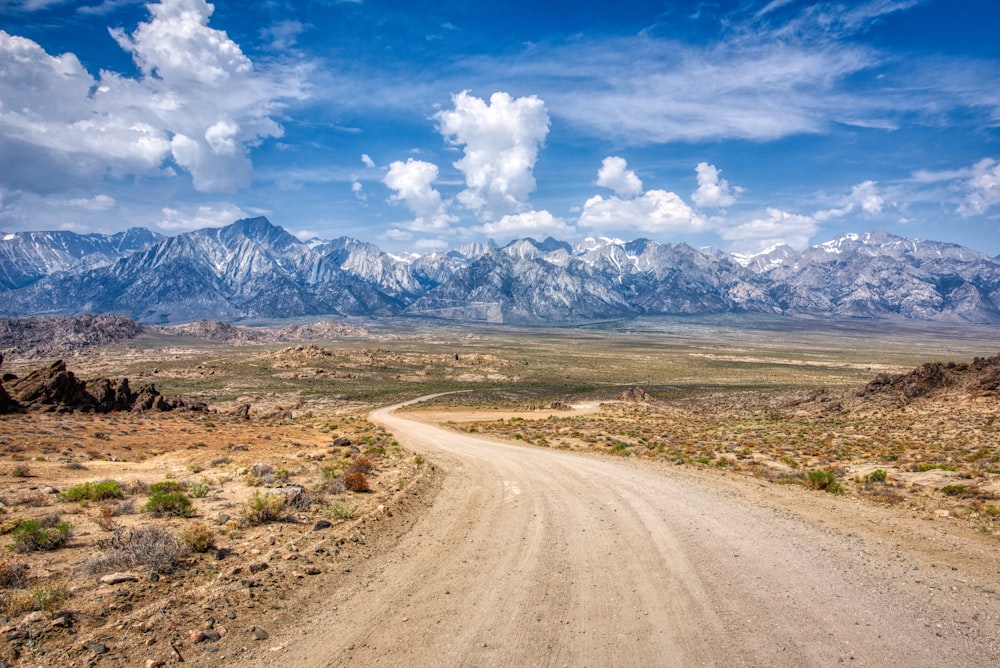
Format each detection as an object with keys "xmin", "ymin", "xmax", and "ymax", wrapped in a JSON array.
[
  {"xmin": 100, "ymin": 572, "xmax": 141, "ymax": 584},
  {"xmin": 248, "ymin": 562, "xmax": 269, "ymax": 574},
  {"xmin": 213, "ymin": 514, "xmax": 231, "ymax": 526},
  {"xmin": 304, "ymin": 566, "xmax": 321, "ymax": 576},
  {"xmin": 22, "ymin": 611, "xmax": 49, "ymax": 624},
  {"xmin": 51, "ymin": 616, "xmax": 71, "ymax": 628},
  {"xmin": 189, "ymin": 629, "xmax": 207, "ymax": 643},
  {"xmin": 144, "ymin": 660, "xmax": 164, "ymax": 668},
  {"xmin": 88, "ymin": 642, "xmax": 110, "ymax": 654},
  {"xmin": 313, "ymin": 520, "xmax": 332, "ymax": 531},
  {"xmin": 251, "ymin": 626, "xmax": 269, "ymax": 640}
]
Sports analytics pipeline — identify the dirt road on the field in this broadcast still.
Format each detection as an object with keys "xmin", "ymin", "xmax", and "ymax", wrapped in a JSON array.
[{"xmin": 267, "ymin": 396, "xmax": 999, "ymax": 667}]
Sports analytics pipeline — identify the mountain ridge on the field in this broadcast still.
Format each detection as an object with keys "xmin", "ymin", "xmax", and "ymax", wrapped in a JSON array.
[{"xmin": 1, "ymin": 218, "xmax": 998, "ymax": 325}]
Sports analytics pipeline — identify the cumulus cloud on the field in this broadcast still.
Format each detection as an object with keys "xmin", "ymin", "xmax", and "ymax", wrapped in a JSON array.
[
  {"xmin": 814, "ymin": 179, "xmax": 885, "ymax": 220},
  {"xmin": 361, "ymin": 153, "xmax": 376, "ymax": 168},
  {"xmin": 479, "ymin": 210, "xmax": 574, "ymax": 241},
  {"xmin": 0, "ymin": 0, "xmax": 302, "ymax": 196},
  {"xmin": 578, "ymin": 190, "xmax": 705, "ymax": 234},
  {"xmin": 958, "ymin": 158, "xmax": 1000, "ymax": 216},
  {"xmin": 384, "ymin": 158, "xmax": 455, "ymax": 232},
  {"xmin": 718, "ymin": 207, "xmax": 818, "ymax": 251},
  {"xmin": 849, "ymin": 179, "xmax": 884, "ymax": 215},
  {"xmin": 435, "ymin": 91, "xmax": 550, "ymax": 220},
  {"xmin": 691, "ymin": 162, "xmax": 743, "ymax": 208},
  {"xmin": 596, "ymin": 156, "xmax": 643, "ymax": 198}
]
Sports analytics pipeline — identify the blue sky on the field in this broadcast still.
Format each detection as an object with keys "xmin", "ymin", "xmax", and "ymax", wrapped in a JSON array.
[{"xmin": 1, "ymin": 0, "xmax": 999, "ymax": 255}]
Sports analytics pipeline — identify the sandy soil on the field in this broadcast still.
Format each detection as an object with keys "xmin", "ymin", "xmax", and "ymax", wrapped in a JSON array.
[{"xmin": 233, "ymin": 397, "xmax": 1000, "ymax": 667}]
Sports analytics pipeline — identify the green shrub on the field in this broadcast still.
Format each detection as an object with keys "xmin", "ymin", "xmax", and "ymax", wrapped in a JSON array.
[
  {"xmin": 324, "ymin": 499, "xmax": 356, "ymax": 521},
  {"xmin": 148, "ymin": 480, "xmax": 185, "ymax": 495},
  {"xmin": 8, "ymin": 518, "xmax": 72, "ymax": 552},
  {"xmin": 805, "ymin": 469, "xmax": 843, "ymax": 494},
  {"xmin": 187, "ymin": 479, "xmax": 211, "ymax": 498},
  {"xmin": 144, "ymin": 491, "xmax": 195, "ymax": 517},
  {"xmin": 241, "ymin": 491, "xmax": 286, "ymax": 525},
  {"xmin": 864, "ymin": 469, "xmax": 888, "ymax": 483},
  {"xmin": 941, "ymin": 484, "xmax": 968, "ymax": 497},
  {"xmin": 60, "ymin": 480, "xmax": 123, "ymax": 503}
]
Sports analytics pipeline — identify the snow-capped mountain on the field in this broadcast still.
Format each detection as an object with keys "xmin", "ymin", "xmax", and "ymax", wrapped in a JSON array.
[
  {"xmin": 0, "ymin": 219, "xmax": 998, "ymax": 325},
  {"xmin": 0, "ymin": 228, "xmax": 162, "ymax": 291}
]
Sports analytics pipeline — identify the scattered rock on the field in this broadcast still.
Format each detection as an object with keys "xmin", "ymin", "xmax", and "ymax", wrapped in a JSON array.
[
  {"xmin": 313, "ymin": 519, "xmax": 332, "ymax": 531},
  {"xmin": 100, "ymin": 572, "xmax": 141, "ymax": 584},
  {"xmin": 87, "ymin": 642, "xmax": 110, "ymax": 654},
  {"xmin": 618, "ymin": 387, "xmax": 651, "ymax": 402},
  {"xmin": 251, "ymin": 626, "xmax": 269, "ymax": 640}
]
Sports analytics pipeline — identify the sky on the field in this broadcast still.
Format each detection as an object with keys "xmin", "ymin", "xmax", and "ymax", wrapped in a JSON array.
[{"xmin": 1, "ymin": 0, "xmax": 999, "ymax": 256}]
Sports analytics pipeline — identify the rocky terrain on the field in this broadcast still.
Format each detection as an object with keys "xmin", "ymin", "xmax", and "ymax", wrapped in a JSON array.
[
  {"xmin": 0, "ymin": 315, "xmax": 367, "ymax": 360},
  {"xmin": 1, "ymin": 218, "xmax": 998, "ymax": 324}
]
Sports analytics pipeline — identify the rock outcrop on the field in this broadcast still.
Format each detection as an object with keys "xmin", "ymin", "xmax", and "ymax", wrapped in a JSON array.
[{"xmin": 0, "ymin": 359, "xmax": 206, "ymax": 413}]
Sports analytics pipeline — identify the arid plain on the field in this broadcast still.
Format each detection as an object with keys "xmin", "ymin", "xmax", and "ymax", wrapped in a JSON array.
[{"xmin": 1, "ymin": 315, "xmax": 998, "ymax": 666}]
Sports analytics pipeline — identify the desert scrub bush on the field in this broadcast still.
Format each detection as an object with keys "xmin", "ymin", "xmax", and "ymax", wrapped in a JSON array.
[
  {"xmin": 8, "ymin": 463, "xmax": 30, "ymax": 478},
  {"xmin": 941, "ymin": 484, "xmax": 970, "ymax": 497},
  {"xmin": 0, "ymin": 554, "xmax": 29, "ymax": 588},
  {"xmin": 180, "ymin": 522, "xmax": 215, "ymax": 553},
  {"xmin": 780, "ymin": 456, "xmax": 800, "ymax": 469},
  {"xmin": 144, "ymin": 490, "xmax": 195, "ymax": 518},
  {"xmin": 89, "ymin": 503, "xmax": 119, "ymax": 531},
  {"xmin": 8, "ymin": 517, "xmax": 72, "ymax": 552},
  {"xmin": 60, "ymin": 480, "xmax": 124, "ymax": 503},
  {"xmin": 413, "ymin": 454, "xmax": 425, "ymax": 467},
  {"xmin": 2, "ymin": 580, "xmax": 70, "ymax": 615},
  {"xmin": 343, "ymin": 471, "xmax": 371, "ymax": 493},
  {"xmin": 805, "ymin": 469, "xmax": 843, "ymax": 494},
  {"xmin": 86, "ymin": 526, "xmax": 187, "ymax": 574},
  {"xmin": 324, "ymin": 499, "xmax": 356, "ymax": 521},
  {"xmin": 240, "ymin": 491, "xmax": 286, "ymax": 526},
  {"xmin": 187, "ymin": 479, "xmax": 211, "ymax": 498},
  {"xmin": 148, "ymin": 480, "xmax": 185, "ymax": 495},
  {"xmin": 864, "ymin": 469, "xmax": 888, "ymax": 483},
  {"xmin": 347, "ymin": 456, "xmax": 373, "ymax": 475}
]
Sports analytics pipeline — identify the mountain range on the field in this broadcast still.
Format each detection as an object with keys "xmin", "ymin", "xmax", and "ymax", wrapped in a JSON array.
[{"xmin": 1, "ymin": 217, "xmax": 999, "ymax": 325}]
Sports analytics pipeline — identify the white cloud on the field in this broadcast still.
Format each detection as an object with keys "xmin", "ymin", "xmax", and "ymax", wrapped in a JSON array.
[
  {"xmin": 691, "ymin": 162, "xmax": 743, "ymax": 208},
  {"xmin": 382, "ymin": 228, "xmax": 413, "ymax": 242},
  {"xmin": 0, "ymin": 0, "xmax": 304, "ymax": 196},
  {"xmin": 718, "ymin": 208, "xmax": 818, "ymax": 251},
  {"xmin": 479, "ymin": 210, "xmax": 574, "ymax": 241},
  {"xmin": 260, "ymin": 20, "xmax": 306, "ymax": 51},
  {"xmin": 596, "ymin": 156, "xmax": 643, "ymax": 198},
  {"xmin": 814, "ymin": 179, "xmax": 885, "ymax": 221},
  {"xmin": 383, "ymin": 158, "xmax": 455, "ymax": 232},
  {"xmin": 351, "ymin": 181, "xmax": 366, "ymax": 203},
  {"xmin": 435, "ymin": 91, "xmax": 550, "ymax": 220},
  {"xmin": 578, "ymin": 190, "xmax": 705, "ymax": 234},
  {"xmin": 361, "ymin": 153, "xmax": 376, "ymax": 168},
  {"xmin": 157, "ymin": 203, "xmax": 249, "ymax": 231},
  {"xmin": 958, "ymin": 158, "xmax": 1000, "ymax": 216},
  {"xmin": 54, "ymin": 194, "xmax": 117, "ymax": 211},
  {"xmin": 849, "ymin": 179, "xmax": 884, "ymax": 215}
]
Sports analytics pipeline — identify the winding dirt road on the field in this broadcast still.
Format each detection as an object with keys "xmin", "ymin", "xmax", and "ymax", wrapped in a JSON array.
[{"xmin": 269, "ymin": 397, "xmax": 999, "ymax": 667}]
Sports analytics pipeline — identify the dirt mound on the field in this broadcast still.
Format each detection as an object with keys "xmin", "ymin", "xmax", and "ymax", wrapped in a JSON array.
[
  {"xmin": 0, "ymin": 359, "xmax": 206, "ymax": 414},
  {"xmin": 0, "ymin": 314, "xmax": 143, "ymax": 358},
  {"xmin": 861, "ymin": 353, "xmax": 1000, "ymax": 400}
]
